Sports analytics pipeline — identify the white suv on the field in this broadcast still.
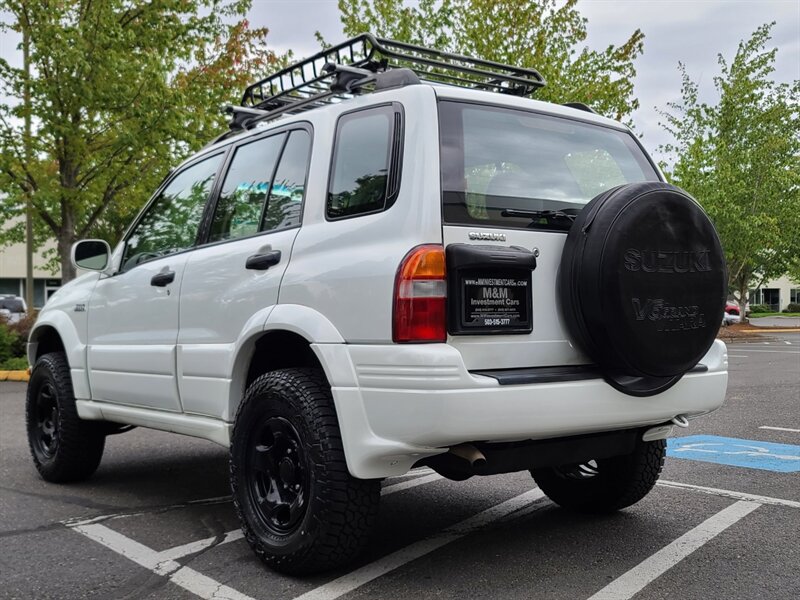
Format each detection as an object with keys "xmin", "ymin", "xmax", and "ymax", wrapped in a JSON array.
[{"xmin": 26, "ymin": 35, "xmax": 728, "ymax": 575}]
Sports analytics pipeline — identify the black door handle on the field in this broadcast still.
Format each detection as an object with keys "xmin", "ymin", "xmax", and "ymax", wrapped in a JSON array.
[
  {"xmin": 246, "ymin": 250, "xmax": 282, "ymax": 270},
  {"xmin": 151, "ymin": 270, "xmax": 175, "ymax": 287}
]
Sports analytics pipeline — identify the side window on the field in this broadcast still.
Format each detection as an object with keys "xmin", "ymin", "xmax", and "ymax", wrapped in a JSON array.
[
  {"xmin": 121, "ymin": 154, "xmax": 222, "ymax": 272},
  {"xmin": 327, "ymin": 105, "xmax": 400, "ymax": 219},
  {"xmin": 263, "ymin": 130, "xmax": 311, "ymax": 232},
  {"xmin": 208, "ymin": 134, "xmax": 286, "ymax": 243}
]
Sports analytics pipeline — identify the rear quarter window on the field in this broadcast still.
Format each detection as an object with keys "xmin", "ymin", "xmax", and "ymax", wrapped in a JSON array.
[{"xmin": 327, "ymin": 104, "xmax": 403, "ymax": 220}]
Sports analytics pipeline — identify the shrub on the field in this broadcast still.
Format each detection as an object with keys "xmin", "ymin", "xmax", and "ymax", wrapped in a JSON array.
[
  {"xmin": 0, "ymin": 323, "xmax": 20, "ymax": 364},
  {"xmin": 784, "ymin": 303, "xmax": 800, "ymax": 313},
  {"xmin": 0, "ymin": 356, "xmax": 28, "ymax": 370},
  {"xmin": 5, "ymin": 312, "xmax": 35, "ymax": 357},
  {"xmin": 749, "ymin": 304, "xmax": 771, "ymax": 314}
]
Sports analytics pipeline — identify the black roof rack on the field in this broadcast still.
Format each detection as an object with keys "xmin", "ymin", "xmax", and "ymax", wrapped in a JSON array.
[{"xmin": 228, "ymin": 33, "xmax": 545, "ymax": 132}]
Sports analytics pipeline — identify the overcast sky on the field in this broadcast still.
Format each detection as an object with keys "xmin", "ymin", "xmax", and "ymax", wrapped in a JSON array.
[
  {"xmin": 1, "ymin": 0, "xmax": 798, "ymax": 161},
  {"xmin": 246, "ymin": 0, "xmax": 800, "ymax": 159}
]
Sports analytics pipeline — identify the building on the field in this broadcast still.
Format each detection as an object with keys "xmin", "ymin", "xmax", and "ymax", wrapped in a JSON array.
[
  {"xmin": 749, "ymin": 274, "xmax": 800, "ymax": 312},
  {"xmin": 0, "ymin": 233, "xmax": 61, "ymax": 309}
]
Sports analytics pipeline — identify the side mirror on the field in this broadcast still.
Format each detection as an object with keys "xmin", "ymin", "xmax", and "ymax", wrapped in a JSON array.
[{"xmin": 71, "ymin": 239, "xmax": 111, "ymax": 272}]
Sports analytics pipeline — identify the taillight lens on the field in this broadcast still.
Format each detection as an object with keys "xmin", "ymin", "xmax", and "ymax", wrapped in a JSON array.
[{"xmin": 393, "ymin": 244, "xmax": 447, "ymax": 343}]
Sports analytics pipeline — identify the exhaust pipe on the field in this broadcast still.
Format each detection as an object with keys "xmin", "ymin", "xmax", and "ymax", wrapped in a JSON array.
[{"xmin": 449, "ymin": 443, "xmax": 487, "ymax": 468}]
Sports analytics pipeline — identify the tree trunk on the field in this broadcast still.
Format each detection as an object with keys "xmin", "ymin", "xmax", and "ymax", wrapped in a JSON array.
[
  {"xmin": 59, "ymin": 207, "xmax": 77, "ymax": 284},
  {"xmin": 736, "ymin": 275, "xmax": 749, "ymax": 325},
  {"xmin": 59, "ymin": 235, "xmax": 76, "ymax": 283}
]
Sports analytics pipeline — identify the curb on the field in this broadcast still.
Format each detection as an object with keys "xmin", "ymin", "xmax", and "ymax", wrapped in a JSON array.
[
  {"xmin": 0, "ymin": 370, "xmax": 29, "ymax": 382},
  {"xmin": 739, "ymin": 328, "xmax": 800, "ymax": 333}
]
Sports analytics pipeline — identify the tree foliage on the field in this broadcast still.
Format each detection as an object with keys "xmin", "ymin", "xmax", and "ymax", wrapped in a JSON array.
[
  {"xmin": 658, "ymin": 23, "xmax": 800, "ymax": 316},
  {"xmin": 331, "ymin": 0, "xmax": 644, "ymax": 121},
  {"xmin": 0, "ymin": 0, "xmax": 284, "ymax": 281}
]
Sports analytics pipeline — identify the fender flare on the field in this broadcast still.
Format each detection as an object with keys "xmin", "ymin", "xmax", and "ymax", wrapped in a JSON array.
[
  {"xmin": 28, "ymin": 313, "xmax": 85, "ymax": 369},
  {"xmin": 264, "ymin": 304, "xmax": 345, "ymax": 343},
  {"xmin": 28, "ymin": 312, "xmax": 91, "ymax": 400}
]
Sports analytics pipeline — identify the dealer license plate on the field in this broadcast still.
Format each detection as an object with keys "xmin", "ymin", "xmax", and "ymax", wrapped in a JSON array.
[{"xmin": 459, "ymin": 272, "xmax": 532, "ymax": 333}]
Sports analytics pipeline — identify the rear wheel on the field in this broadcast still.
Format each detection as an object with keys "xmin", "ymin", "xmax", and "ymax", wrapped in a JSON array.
[
  {"xmin": 230, "ymin": 368, "xmax": 380, "ymax": 575},
  {"xmin": 531, "ymin": 439, "xmax": 665, "ymax": 513},
  {"xmin": 26, "ymin": 352, "xmax": 105, "ymax": 482}
]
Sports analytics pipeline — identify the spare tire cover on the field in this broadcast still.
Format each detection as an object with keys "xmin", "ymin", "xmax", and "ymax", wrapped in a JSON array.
[{"xmin": 559, "ymin": 182, "xmax": 726, "ymax": 393}]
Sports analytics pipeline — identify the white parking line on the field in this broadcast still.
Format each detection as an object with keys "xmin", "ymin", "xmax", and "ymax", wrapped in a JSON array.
[
  {"xmin": 586, "ymin": 500, "xmax": 761, "ymax": 600},
  {"xmin": 158, "ymin": 530, "xmax": 245, "ymax": 562},
  {"xmin": 759, "ymin": 425, "xmax": 800, "ymax": 434},
  {"xmin": 657, "ymin": 480, "xmax": 800, "ymax": 509},
  {"xmin": 73, "ymin": 523, "xmax": 257, "ymax": 599},
  {"xmin": 292, "ymin": 488, "xmax": 547, "ymax": 600},
  {"xmin": 723, "ymin": 348, "xmax": 799, "ymax": 354},
  {"xmin": 382, "ymin": 473, "xmax": 443, "ymax": 496}
]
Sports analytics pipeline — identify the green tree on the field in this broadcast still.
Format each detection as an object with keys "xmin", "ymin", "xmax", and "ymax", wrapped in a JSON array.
[
  {"xmin": 0, "ymin": 0, "xmax": 284, "ymax": 282},
  {"xmin": 658, "ymin": 23, "xmax": 800, "ymax": 318},
  {"xmin": 331, "ymin": 0, "xmax": 644, "ymax": 121}
]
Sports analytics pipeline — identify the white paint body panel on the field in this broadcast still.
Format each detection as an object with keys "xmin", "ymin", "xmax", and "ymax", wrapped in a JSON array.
[
  {"xmin": 333, "ymin": 340, "xmax": 728, "ymax": 478},
  {"xmin": 87, "ymin": 253, "xmax": 189, "ymax": 411},
  {"xmin": 31, "ymin": 83, "xmax": 729, "ymax": 479},
  {"xmin": 177, "ymin": 227, "xmax": 299, "ymax": 417}
]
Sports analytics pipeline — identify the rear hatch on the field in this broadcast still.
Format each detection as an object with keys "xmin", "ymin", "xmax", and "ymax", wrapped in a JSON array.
[{"xmin": 437, "ymin": 97, "xmax": 661, "ymax": 370}]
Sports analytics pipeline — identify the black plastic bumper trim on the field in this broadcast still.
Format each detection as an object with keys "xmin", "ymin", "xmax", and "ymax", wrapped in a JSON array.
[{"xmin": 472, "ymin": 363, "xmax": 708, "ymax": 385}]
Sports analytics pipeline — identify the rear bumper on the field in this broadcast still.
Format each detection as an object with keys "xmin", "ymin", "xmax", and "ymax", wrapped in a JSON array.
[{"xmin": 315, "ymin": 340, "xmax": 728, "ymax": 479}]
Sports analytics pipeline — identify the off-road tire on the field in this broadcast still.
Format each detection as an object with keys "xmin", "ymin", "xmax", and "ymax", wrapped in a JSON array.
[
  {"xmin": 26, "ymin": 352, "xmax": 105, "ymax": 482},
  {"xmin": 230, "ymin": 368, "xmax": 380, "ymax": 575},
  {"xmin": 531, "ymin": 439, "xmax": 665, "ymax": 513}
]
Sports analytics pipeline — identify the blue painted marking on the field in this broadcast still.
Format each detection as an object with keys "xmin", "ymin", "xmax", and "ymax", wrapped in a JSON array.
[{"xmin": 667, "ymin": 435, "xmax": 800, "ymax": 473}]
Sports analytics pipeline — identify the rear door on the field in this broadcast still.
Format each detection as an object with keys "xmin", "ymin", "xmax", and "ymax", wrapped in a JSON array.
[
  {"xmin": 177, "ymin": 126, "xmax": 312, "ymax": 419},
  {"xmin": 437, "ymin": 100, "xmax": 661, "ymax": 370}
]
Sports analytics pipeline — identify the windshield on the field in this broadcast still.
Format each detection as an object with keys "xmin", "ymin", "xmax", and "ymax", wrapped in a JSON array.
[{"xmin": 439, "ymin": 101, "xmax": 660, "ymax": 231}]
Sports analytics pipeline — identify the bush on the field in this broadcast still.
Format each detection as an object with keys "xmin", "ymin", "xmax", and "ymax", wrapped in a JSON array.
[
  {"xmin": 0, "ymin": 323, "xmax": 21, "ymax": 365},
  {"xmin": 0, "ymin": 356, "xmax": 28, "ymax": 370},
  {"xmin": 5, "ymin": 312, "xmax": 35, "ymax": 357},
  {"xmin": 784, "ymin": 303, "xmax": 800, "ymax": 313},
  {"xmin": 749, "ymin": 304, "xmax": 771, "ymax": 314}
]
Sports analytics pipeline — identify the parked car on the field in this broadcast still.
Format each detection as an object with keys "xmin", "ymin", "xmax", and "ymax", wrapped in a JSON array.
[
  {"xmin": 25, "ymin": 34, "xmax": 729, "ymax": 575},
  {"xmin": 725, "ymin": 301, "xmax": 740, "ymax": 315},
  {"xmin": 722, "ymin": 311, "xmax": 741, "ymax": 326},
  {"xmin": 0, "ymin": 295, "xmax": 27, "ymax": 324}
]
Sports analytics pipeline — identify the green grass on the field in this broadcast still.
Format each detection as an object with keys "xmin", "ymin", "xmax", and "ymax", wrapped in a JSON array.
[{"xmin": 749, "ymin": 312, "xmax": 800, "ymax": 318}]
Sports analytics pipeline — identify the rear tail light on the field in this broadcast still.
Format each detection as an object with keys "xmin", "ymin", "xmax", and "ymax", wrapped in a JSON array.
[{"xmin": 393, "ymin": 244, "xmax": 446, "ymax": 343}]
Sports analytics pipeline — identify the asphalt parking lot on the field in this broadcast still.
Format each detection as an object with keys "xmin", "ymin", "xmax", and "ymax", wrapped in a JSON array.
[{"xmin": 1, "ymin": 334, "xmax": 798, "ymax": 600}]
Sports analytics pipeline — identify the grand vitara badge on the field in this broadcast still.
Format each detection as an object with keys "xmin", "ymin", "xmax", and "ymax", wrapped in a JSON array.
[{"xmin": 469, "ymin": 232, "xmax": 506, "ymax": 241}]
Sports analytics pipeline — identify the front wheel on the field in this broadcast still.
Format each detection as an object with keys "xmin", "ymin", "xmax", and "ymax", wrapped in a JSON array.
[
  {"xmin": 230, "ymin": 368, "xmax": 380, "ymax": 575},
  {"xmin": 26, "ymin": 352, "xmax": 106, "ymax": 482},
  {"xmin": 531, "ymin": 438, "xmax": 665, "ymax": 513}
]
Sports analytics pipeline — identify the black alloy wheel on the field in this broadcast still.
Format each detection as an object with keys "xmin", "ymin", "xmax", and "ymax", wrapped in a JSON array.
[
  {"xmin": 247, "ymin": 416, "xmax": 309, "ymax": 535},
  {"xmin": 31, "ymin": 381, "xmax": 60, "ymax": 461},
  {"xmin": 230, "ymin": 368, "xmax": 380, "ymax": 575}
]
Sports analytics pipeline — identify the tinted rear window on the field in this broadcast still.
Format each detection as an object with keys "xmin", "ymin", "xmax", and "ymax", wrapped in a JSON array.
[{"xmin": 439, "ymin": 101, "xmax": 659, "ymax": 230}]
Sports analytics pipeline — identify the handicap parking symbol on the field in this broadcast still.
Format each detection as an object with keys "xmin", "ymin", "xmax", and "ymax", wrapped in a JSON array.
[{"xmin": 667, "ymin": 434, "xmax": 800, "ymax": 473}]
